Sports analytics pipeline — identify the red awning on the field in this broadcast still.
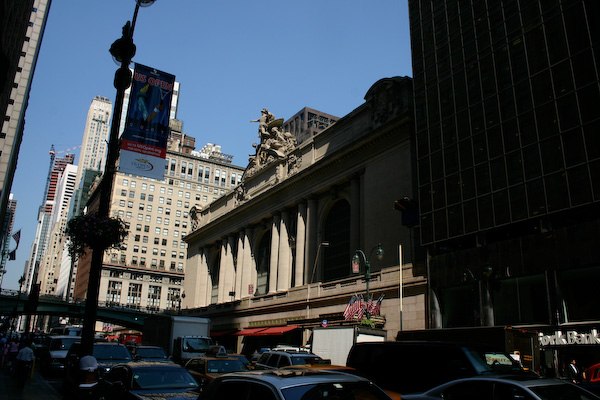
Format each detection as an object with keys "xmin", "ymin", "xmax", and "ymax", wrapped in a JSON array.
[
  {"xmin": 210, "ymin": 330, "xmax": 238, "ymax": 337},
  {"xmin": 233, "ymin": 327, "xmax": 268, "ymax": 336},
  {"xmin": 254, "ymin": 326, "xmax": 298, "ymax": 336}
]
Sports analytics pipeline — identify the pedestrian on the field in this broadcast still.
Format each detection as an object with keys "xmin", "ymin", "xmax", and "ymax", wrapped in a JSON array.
[
  {"xmin": 1, "ymin": 336, "xmax": 7, "ymax": 369},
  {"xmin": 566, "ymin": 359, "xmax": 581, "ymax": 384},
  {"xmin": 7, "ymin": 338, "xmax": 19, "ymax": 370},
  {"xmin": 15, "ymin": 340, "xmax": 34, "ymax": 386}
]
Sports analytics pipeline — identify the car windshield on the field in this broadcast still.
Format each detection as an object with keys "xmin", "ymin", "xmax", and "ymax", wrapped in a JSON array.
[
  {"xmin": 530, "ymin": 384, "xmax": 599, "ymax": 400},
  {"xmin": 136, "ymin": 347, "xmax": 167, "ymax": 359},
  {"xmin": 282, "ymin": 381, "xmax": 390, "ymax": 400},
  {"xmin": 93, "ymin": 345, "xmax": 133, "ymax": 361},
  {"xmin": 50, "ymin": 337, "xmax": 78, "ymax": 351},
  {"xmin": 206, "ymin": 359, "xmax": 249, "ymax": 373},
  {"xmin": 132, "ymin": 367, "xmax": 199, "ymax": 390},
  {"xmin": 468, "ymin": 350, "xmax": 524, "ymax": 373},
  {"xmin": 182, "ymin": 338, "xmax": 212, "ymax": 353},
  {"xmin": 291, "ymin": 355, "xmax": 324, "ymax": 365}
]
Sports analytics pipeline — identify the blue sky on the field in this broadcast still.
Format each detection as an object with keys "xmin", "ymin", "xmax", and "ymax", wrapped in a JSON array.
[{"xmin": 3, "ymin": 0, "xmax": 412, "ymax": 290}]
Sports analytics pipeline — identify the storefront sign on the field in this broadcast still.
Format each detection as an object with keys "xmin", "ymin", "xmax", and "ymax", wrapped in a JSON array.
[{"xmin": 538, "ymin": 329, "xmax": 600, "ymax": 347}]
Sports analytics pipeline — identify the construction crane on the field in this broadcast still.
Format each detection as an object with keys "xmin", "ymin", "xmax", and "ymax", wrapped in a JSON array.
[{"xmin": 49, "ymin": 144, "xmax": 81, "ymax": 156}]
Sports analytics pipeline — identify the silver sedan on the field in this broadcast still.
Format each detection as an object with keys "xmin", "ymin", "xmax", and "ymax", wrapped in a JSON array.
[{"xmin": 402, "ymin": 375, "xmax": 600, "ymax": 400}]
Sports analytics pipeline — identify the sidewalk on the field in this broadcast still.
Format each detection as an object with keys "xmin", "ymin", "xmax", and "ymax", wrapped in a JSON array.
[{"xmin": 0, "ymin": 364, "xmax": 62, "ymax": 400}]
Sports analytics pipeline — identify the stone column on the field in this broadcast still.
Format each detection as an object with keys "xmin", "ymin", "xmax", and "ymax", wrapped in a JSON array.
[
  {"xmin": 305, "ymin": 197, "xmax": 318, "ymax": 284},
  {"xmin": 224, "ymin": 235, "xmax": 236, "ymax": 301},
  {"xmin": 216, "ymin": 237, "xmax": 235, "ymax": 303},
  {"xmin": 243, "ymin": 227, "xmax": 255, "ymax": 297},
  {"xmin": 234, "ymin": 231, "xmax": 244, "ymax": 301},
  {"xmin": 277, "ymin": 210, "xmax": 291, "ymax": 291},
  {"xmin": 295, "ymin": 202, "xmax": 307, "ymax": 287},
  {"xmin": 269, "ymin": 214, "xmax": 280, "ymax": 294},
  {"xmin": 194, "ymin": 248, "xmax": 210, "ymax": 307},
  {"xmin": 182, "ymin": 249, "xmax": 199, "ymax": 308}
]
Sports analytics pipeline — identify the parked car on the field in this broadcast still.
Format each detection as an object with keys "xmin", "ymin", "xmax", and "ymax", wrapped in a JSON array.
[
  {"xmin": 185, "ymin": 354, "xmax": 249, "ymax": 387},
  {"xmin": 198, "ymin": 369, "xmax": 392, "ymax": 400},
  {"xmin": 96, "ymin": 361, "xmax": 200, "ymax": 399},
  {"xmin": 401, "ymin": 375, "xmax": 600, "ymax": 400},
  {"xmin": 250, "ymin": 347, "xmax": 271, "ymax": 364},
  {"xmin": 128, "ymin": 345, "xmax": 172, "ymax": 363},
  {"xmin": 229, "ymin": 353, "xmax": 253, "ymax": 369},
  {"xmin": 346, "ymin": 341, "xmax": 535, "ymax": 397},
  {"xmin": 255, "ymin": 350, "xmax": 327, "ymax": 370},
  {"xmin": 63, "ymin": 342, "xmax": 133, "ymax": 399},
  {"xmin": 39, "ymin": 335, "xmax": 79, "ymax": 375}
]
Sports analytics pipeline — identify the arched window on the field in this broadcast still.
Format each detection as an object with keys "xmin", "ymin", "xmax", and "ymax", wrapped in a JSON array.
[
  {"xmin": 255, "ymin": 231, "xmax": 271, "ymax": 295},
  {"xmin": 323, "ymin": 199, "xmax": 351, "ymax": 282}
]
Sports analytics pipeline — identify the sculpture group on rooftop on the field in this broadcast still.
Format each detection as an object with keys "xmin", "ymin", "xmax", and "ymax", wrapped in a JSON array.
[{"xmin": 246, "ymin": 108, "xmax": 297, "ymax": 176}]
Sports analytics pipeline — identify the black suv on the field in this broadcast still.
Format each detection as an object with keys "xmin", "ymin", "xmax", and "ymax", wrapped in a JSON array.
[
  {"xmin": 63, "ymin": 342, "xmax": 133, "ymax": 399},
  {"xmin": 346, "ymin": 341, "xmax": 534, "ymax": 396}
]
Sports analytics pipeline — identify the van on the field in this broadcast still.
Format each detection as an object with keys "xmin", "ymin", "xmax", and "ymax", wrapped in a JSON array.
[
  {"xmin": 49, "ymin": 326, "xmax": 82, "ymax": 336},
  {"xmin": 346, "ymin": 341, "xmax": 534, "ymax": 396}
]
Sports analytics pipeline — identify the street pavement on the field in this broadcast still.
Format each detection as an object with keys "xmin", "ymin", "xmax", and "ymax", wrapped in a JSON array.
[{"xmin": 0, "ymin": 362, "xmax": 62, "ymax": 400}]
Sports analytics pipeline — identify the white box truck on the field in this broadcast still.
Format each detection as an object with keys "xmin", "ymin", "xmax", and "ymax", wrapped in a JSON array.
[
  {"xmin": 142, "ymin": 315, "xmax": 213, "ymax": 365},
  {"xmin": 310, "ymin": 326, "xmax": 386, "ymax": 366}
]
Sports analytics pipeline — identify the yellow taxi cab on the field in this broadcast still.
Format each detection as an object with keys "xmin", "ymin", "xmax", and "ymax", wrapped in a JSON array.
[{"xmin": 184, "ymin": 346, "xmax": 249, "ymax": 388}]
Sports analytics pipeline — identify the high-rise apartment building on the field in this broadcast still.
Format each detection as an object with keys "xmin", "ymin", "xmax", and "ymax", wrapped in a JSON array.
[
  {"xmin": 75, "ymin": 96, "xmax": 112, "ymax": 187},
  {"xmin": 73, "ymin": 141, "xmax": 245, "ymax": 314},
  {"xmin": 24, "ymin": 150, "xmax": 75, "ymax": 292},
  {"xmin": 0, "ymin": 0, "xmax": 51, "ymax": 236},
  {"xmin": 409, "ymin": 0, "xmax": 600, "ymax": 367},
  {"xmin": 38, "ymin": 163, "xmax": 77, "ymax": 295}
]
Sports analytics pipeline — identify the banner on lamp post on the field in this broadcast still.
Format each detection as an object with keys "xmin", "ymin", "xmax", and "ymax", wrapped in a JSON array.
[{"xmin": 119, "ymin": 63, "xmax": 175, "ymax": 179}]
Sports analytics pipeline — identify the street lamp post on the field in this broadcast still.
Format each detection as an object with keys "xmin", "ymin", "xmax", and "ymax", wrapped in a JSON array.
[
  {"xmin": 79, "ymin": 0, "xmax": 156, "ymax": 357},
  {"xmin": 352, "ymin": 244, "xmax": 384, "ymax": 318}
]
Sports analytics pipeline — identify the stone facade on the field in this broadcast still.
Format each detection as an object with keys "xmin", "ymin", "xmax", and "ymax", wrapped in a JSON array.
[{"xmin": 182, "ymin": 77, "xmax": 426, "ymax": 352}]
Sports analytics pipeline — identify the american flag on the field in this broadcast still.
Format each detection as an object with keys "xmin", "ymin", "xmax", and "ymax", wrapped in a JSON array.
[
  {"xmin": 368, "ymin": 294, "xmax": 385, "ymax": 316},
  {"xmin": 366, "ymin": 295, "xmax": 374, "ymax": 315},
  {"xmin": 355, "ymin": 294, "xmax": 365, "ymax": 320},
  {"xmin": 343, "ymin": 295, "xmax": 357, "ymax": 320},
  {"xmin": 12, "ymin": 229, "xmax": 21, "ymax": 248}
]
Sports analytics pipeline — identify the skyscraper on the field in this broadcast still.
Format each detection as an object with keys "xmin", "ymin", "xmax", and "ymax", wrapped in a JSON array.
[
  {"xmin": 0, "ymin": 0, "xmax": 52, "ymax": 235},
  {"xmin": 410, "ymin": 0, "xmax": 600, "ymax": 331},
  {"xmin": 75, "ymin": 96, "xmax": 112, "ymax": 188},
  {"xmin": 24, "ymin": 150, "xmax": 75, "ymax": 292}
]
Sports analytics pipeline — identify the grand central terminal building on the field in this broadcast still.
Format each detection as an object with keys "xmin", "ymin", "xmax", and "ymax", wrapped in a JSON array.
[{"xmin": 181, "ymin": 77, "xmax": 427, "ymax": 352}]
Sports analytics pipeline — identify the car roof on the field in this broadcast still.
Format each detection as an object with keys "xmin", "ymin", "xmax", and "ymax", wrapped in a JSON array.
[
  {"xmin": 119, "ymin": 361, "xmax": 186, "ymax": 369},
  {"xmin": 213, "ymin": 369, "xmax": 368, "ymax": 389},
  {"xmin": 264, "ymin": 350, "xmax": 318, "ymax": 356},
  {"xmin": 424, "ymin": 375, "xmax": 572, "ymax": 393},
  {"xmin": 188, "ymin": 355, "xmax": 241, "ymax": 362}
]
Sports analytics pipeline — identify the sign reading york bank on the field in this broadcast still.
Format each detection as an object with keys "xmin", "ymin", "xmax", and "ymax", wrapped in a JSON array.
[{"xmin": 538, "ymin": 329, "xmax": 600, "ymax": 347}]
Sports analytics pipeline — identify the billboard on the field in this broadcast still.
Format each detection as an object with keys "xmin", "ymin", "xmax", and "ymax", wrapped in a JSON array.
[{"xmin": 119, "ymin": 63, "xmax": 175, "ymax": 179}]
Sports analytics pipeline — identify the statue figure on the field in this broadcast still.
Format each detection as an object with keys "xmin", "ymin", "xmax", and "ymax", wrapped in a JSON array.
[
  {"xmin": 246, "ymin": 108, "xmax": 297, "ymax": 178},
  {"xmin": 250, "ymin": 108, "xmax": 275, "ymax": 139}
]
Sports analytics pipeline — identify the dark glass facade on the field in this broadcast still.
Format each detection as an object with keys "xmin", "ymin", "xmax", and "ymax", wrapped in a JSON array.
[{"xmin": 409, "ymin": 0, "xmax": 600, "ymax": 331}]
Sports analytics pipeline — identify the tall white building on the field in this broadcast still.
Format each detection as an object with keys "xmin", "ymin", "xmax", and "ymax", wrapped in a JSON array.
[
  {"xmin": 38, "ymin": 163, "xmax": 77, "ymax": 295},
  {"xmin": 75, "ymin": 96, "xmax": 112, "ymax": 188}
]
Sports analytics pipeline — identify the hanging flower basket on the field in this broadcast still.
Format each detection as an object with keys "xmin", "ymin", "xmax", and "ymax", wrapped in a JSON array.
[{"xmin": 65, "ymin": 213, "xmax": 128, "ymax": 256}]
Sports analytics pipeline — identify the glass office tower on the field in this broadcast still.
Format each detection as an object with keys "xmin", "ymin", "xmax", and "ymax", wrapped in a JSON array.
[{"xmin": 409, "ymin": 0, "xmax": 600, "ymax": 330}]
